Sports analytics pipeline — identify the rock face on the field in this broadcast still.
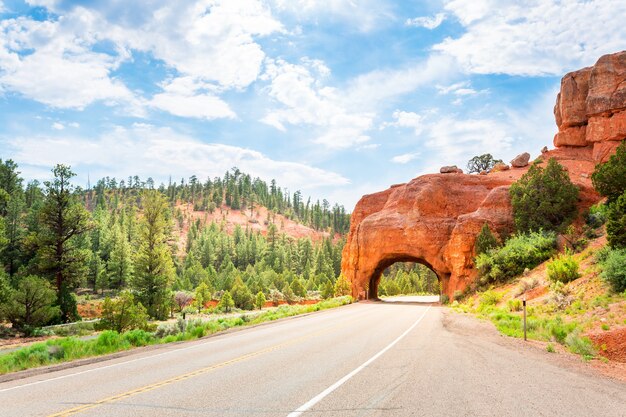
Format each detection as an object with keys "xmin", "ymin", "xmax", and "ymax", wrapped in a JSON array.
[
  {"xmin": 342, "ymin": 51, "xmax": 626, "ymax": 301},
  {"xmin": 554, "ymin": 51, "xmax": 626, "ymax": 160}
]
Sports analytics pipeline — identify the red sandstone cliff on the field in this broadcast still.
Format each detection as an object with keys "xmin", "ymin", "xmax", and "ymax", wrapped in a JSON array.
[{"xmin": 342, "ymin": 51, "xmax": 626, "ymax": 301}]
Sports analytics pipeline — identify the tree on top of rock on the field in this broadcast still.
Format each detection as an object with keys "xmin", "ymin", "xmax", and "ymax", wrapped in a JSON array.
[
  {"xmin": 509, "ymin": 158, "xmax": 579, "ymax": 233},
  {"xmin": 466, "ymin": 154, "xmax": 502, "ymax": 174}
]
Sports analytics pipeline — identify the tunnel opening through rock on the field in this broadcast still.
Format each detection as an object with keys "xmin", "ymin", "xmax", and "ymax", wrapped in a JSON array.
[{"xmin": 367, "ymin": 257, "xmax": 440, "ymax": 300}]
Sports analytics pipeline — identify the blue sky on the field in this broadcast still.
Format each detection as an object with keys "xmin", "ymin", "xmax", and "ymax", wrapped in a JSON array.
[{"xmin": 1, "ymin": 0, "xmax": 625, "ymax": 210}]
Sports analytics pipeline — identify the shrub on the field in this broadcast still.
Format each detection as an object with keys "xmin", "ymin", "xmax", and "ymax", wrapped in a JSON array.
[
  {"xmin": 231, "ymin": 278, "xmax": 254, "ymax": 310},
  {"xmin": 600, "ymin": 248, "xmax": 626, "ymax": 293},
  {"xmin": 606, "ymin": 191, "xmax": 626, "ymax": 249},
  {"xmin": 155, "ymin": 322, "xmax": 180, "ymax": 338},
  {"xmin": 476, "ymin": 232, "xmax": 556, "ymax": 284},
  {"xmin": 515, "ymin": 276, "xmax": 539, "ymax": 296},
  {"xmin": 333, "ymin": 274, "xmax": 351, "ymax": 297},
  {"xmin": 281, "ymin": 283, "xmax": 296, "ymax": 304},
  {"xmin": 475, "ymin": 223, "xmax": 499, "ymax": 255},
  {"xmin": 509, "ymin": 158, "xmax": 579, "ymax": 233},
  {"xmin": 546, "ymin": 253, "xmax": 580, "ymax": 284},
  {"xmin": 507, "ymin": 299, "xmax": 522, "ymax": 312},
  {"xmin": 585, "ymin": 203, "xmax": 608, "ymax": 228},
  {"xmin": 565, "ymin": 331, "xmax": 595, "ymax": 358},
  {"xmin": 591, "ymin": 140, "xmax": 626, "ymax": 203},
  {"xmin": 99, "ymin": 291, "xmax": 149, "ymax": 333},
  {"xmin": 480, "ymin": 290, "xmax": 502, "ymax": 306},
  {"xmin": 0, "ymin": 275, "xmax": 60, "ymax": 334},
  {"xmin": 269, "ymin": 288, "xmax": 282, "ymax": 306}
]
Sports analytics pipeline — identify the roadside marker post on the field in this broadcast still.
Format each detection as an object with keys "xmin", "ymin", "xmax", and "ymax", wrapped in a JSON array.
[{"xmin": 523, "ymin": 297, "xmax": 527, "ymax": 341}]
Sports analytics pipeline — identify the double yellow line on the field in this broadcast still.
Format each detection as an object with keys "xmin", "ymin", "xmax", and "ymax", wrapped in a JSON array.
[{"xmin": 48, "ymin": 323, "xmax": 343, "ymax": 416}]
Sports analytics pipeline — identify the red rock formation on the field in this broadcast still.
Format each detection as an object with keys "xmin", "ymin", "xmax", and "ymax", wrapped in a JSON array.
[
  {"xmin": 554, "ymin": 51, "xmax": 626, "ymax": 160},
  {"xmin": 343, "ymin": 51, "xmax": 626, "ymax": 301}
]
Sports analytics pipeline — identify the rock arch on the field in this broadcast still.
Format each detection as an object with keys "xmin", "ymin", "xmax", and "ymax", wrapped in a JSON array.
[{"xmin": 367, "ymin": 256, "xmax": 444, "ymax": 300}]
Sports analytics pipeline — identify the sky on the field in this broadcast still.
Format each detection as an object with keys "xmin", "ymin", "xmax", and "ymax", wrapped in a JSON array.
[{"xmin": 0, "ymin": 0, "xmax": 625, "ymax": 210}]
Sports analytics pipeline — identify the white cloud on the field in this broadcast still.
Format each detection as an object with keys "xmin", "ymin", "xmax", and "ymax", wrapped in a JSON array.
[
  {"xmin": 405, "ymin": 13, "xmax": 446, "ymax": 29},
  {"xmin": 51, "ymin": 122, "xmax": 64, "ymax": 130},
  {"xmin": 149, "ymin": 77, "xmax": 236, "ymax": 120},
  {"xmin": 382, "ymin": 110, "xmax": 423, "ymax": 135},
  {"xmin": 270, "ymin": 0, "xmax": 393, "ymax": 32},
  {"xmin": 436, "ymin": 0, "xmax": 626, "ymax": 76},
  {"xmin": 0, "ymin": 12, "xmax": 139, "ymax": 110},
  {"xmin": 2, "ymin": 124, "xmax": 350, "ymax": 192},
  {"xmin": 262, "ymin": 58, "xmax": 374, "ymax": 149},
  {"xmin": 391, "ymin": 152, "xmax": 421, "ymax": 164}
]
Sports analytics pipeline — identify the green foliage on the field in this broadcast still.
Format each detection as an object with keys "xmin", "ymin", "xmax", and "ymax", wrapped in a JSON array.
[
  {"xmin": 509, "ymin": 159, "xmax": 579, "ymax": 233},
  {"xmin": 479, "ymin": 290, "xmax": 502, "ymax": 307},
  {"xmin": 475, "ymin": 223, "xmax": 499, "ymax": 255},
  {"xmin": 585, "ymin": 203, "xmax": 608, "ymax": 229},
  {"xmin": 476, "ymin": 231, "xmax": 556, "ymax": 284},
  {"xmin": 0, "ymin": 275, "xmax": 60, "ymax": 334},
  {"xmin": 379, "ymin": 263, "xmax": 439, "ymax": 297},
  {"xmin": 466, "ymin": 153, "xmax": 502, "ymax": 174},
  {"xmin": 193, "ymin": 282, "xmax": 212, "ymax": 312},
  {"xmin": 321, "ymin": 280, "xmax": 334, "ymax": 299},
  {"xmin": 599, "ymin": 248, "xmax": 626, "ymax": 293},
  {"xmin": 333, "ymin": 274, "xmax": 351, "ymax": 297},
  {"xmin": 565, "ymin": 331, "xmax": 595, "ymax": 358},
  {"xmin": 37, "ymin": 165, "xmax": 92, "ymax": 322},
  {"xmin": 546, "ymin": 252, "xmax": 580, "ymax": 284},
  {"xmin": 290, "ymin": 278, "xmax": 306, "ymax": 298},
  {"xmin": 217, "ymin": 290, "xmax": 234, "ymax": 312},
  {"xmin": 591, "ymin": 140, "xmax": 626, "ymax": 203},
  {"xmin": 231, "ymin": 277, "xmax": 254, "ymax": 310},
  {"xmin": 254, "ymin": 291, "xmax": 266, "ymax": 310},
  {"xmin": 606, "ymin": 191, "xmax": 626, "ymax": 249},
  {"xmin": 132, "ymin": 191, "xmax": 175, "ymax": 319},
  {"xmin": 281, "ymin": 282, "xmax": 296, "ymax": 304},
  {"xmin": 99, "ymin": 291, "xmax": 149, "ymax": 333},
  {"xmin": 507, "ymin": 298, "xmax": 522, "ymax": 312}
]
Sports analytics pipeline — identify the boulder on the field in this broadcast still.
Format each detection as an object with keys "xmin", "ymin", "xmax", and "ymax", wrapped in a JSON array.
[
  {"xmin": 440, "ymin": 165, "xmax": 463, "ymax": 174},
  {"xmin": 510, "ymin": 152, "xmax": 531, "ymax": 168},
  {"xmin": 491, "ymin": 162, "xmax": 510, "ymax": 172}
]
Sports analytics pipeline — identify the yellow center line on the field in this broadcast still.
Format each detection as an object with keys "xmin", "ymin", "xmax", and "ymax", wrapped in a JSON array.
[{"xmin": 47, "ymin": 322, "xmax": 347, "ymax": 417}]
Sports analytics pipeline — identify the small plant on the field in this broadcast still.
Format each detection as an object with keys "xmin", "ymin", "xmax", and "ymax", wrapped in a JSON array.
[
  {"xmin": 515, "ymin": 276, "xmax": 540, "ymax": 296},
  {"xmin": 601, "ymin": 323, "xmax": 610, "ymax": 331},
  {"xmin": 599, "ymin": 248, "xmax": 626, "ymax": 293},
  {"xmin": 507, "ymin": 298, "xmax": 522, "ymax": 312},
  {"xmin": 479, "ymin": 290, "xmax": 502, "ymax": 306},
  {"xmin": 546, "ymin": 343, "xmax": 555, "ymax": 353},
  {"xmin": 547, "ymin": 252, "xmax": 580, "ymax": 284},
  {"xmin": 565, "ymin": 331, "xmax": 595, "ymax": 359}
]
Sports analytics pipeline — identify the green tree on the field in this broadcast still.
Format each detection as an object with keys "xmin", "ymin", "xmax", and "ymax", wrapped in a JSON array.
[
  {"xmin": 254, "ymin": 290, "xmax": 266, "ymax": 310},
  {"xmin": 193, "ymin": 282, "xmax": 212, "ymax": 312},
  {"xmin": 290, "ymin": 278, "xmax": 306, "ymax": 298},
  {"xmin": 333, "ymin": 274, "xmax": 351, "ymax": 297},
  {"xmin": 606, "ymin": 191, "xmax": 626, "ymax": 249},
  {"xmin": 475, "ymin": 223, "xmax": 499, "ymax": 255},
  {"xmin": 509, "ymin": 159, "xmax": 579, "ymax": 233},
  {"xmin": 37, "ymin": 165, "xmax": 92, "ymax": 322},
  {"xmin": 467, "ymin": 153, "xmax": 502, "ymax": 174},
  {"xmin": 218, "ymin": 290, "xmax": 234, "ymax": 312},
  {"xmin": 100, "ymin": 291, "xmax": 149, "ymax": 333},
  {"xmin": 107, "ymin": 225, "xmax": 133, "ymax": 289},
  {"xmin": 1, "ymin": 275, "xmax": 60, "ymax": 334},
  {"xmin": 321, "ymin": 280, "xmax": 334, "ymax": 299},
  {"xmin": 231, "ymin": 277, "xmax": 254, "ymax": 310},
  {"xmin": 281, "ymin": 282, "xmax": 295, "ymax": 304},
  {"xmin": 132, "ymin": 191, "xmax": 175, "ymax": 319},
  {"xmin": 591, "ymin": 141, "xmax": 626, "ymax": 203}
]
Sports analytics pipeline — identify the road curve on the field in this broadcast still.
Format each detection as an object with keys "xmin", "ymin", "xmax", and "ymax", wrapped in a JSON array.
[{"xmin": 1, "ymin": 298, "xmax": 625, "ymax": 417}]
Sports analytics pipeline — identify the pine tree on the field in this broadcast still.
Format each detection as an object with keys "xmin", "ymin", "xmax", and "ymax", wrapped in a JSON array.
[
  {"xmin": 218, "ymin": 290, "xmax": 234, "ymax": 312},
  {"xmin": 132, "ymin": 191, "xmax": 175, "ymax": 319},
  {"xmin": 37, "ymin": 165, "xmax": 92, "ymax": 322},
  {"xmin": 107, "ymin": 225, "xmax": 133, "ymax": 289},
  {"xmin": 254, "ymin": 290, "xmax": 266, "ymax": 310},
  {"xmin": 475, "ymin": 223, "xmax": 499, "ymax": 255}
]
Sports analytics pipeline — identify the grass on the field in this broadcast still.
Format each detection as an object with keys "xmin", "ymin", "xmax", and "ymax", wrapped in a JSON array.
[{"xmin": 0, "ymin": 296, "xmax": 353, "ymax": 375}]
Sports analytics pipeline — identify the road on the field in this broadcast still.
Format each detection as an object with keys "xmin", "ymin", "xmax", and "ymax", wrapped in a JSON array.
[{"xmin": 1, "ymin": 297, "xmax": 625, "ymax": 417}]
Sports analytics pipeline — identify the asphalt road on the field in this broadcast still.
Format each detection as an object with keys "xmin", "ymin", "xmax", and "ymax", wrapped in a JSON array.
[{"xmin": 1, "ymin": 297, "xmax": 625, "ymax": 417}]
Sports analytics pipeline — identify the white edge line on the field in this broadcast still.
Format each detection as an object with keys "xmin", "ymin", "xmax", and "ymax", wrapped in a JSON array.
[
  {"xmin": 0, "ymin": 302, "xmax": 371, "ymax": 394},
  {"xmin": 287, "ymin": 305, "xmax": 432, "ymax": 417}
]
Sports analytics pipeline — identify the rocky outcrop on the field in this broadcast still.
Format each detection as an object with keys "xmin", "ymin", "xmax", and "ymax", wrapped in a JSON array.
[
  {"xmin": 343, "ymin": 51, "xmax": 626, "ymax": 301},
  {"xmin": 440, "ymin": 165, "xmax": 463, "ymax": 174},
  {"xmin": 554, "ymin": 51, "xmax": 626, "ymax": 160}
]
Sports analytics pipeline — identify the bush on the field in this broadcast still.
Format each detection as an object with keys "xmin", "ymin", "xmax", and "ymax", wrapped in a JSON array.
[
  {"xmin": 600, "ymin": 248, "xmax": 626, "ymax": 293},
  {"xmin": 254, "ymin": 291, "xmax": 266, "ymax": 310},
  {"xmin": 507, "ymin": 299, "xmax": 522, "ymax": 312},
  {"xmin": 565, "ymin": 331, "xmax": 595, "ymax": 358},
  {"xmin": 480, "ymin": 290, "xmax": 502, "ymax": 306},
  {"xmin": 333, "ymin": 274, "xmax": 351, "ymax": 297},
  {"xmin": 476, "ymin": 232, "xmax": 556, "ymax": 284},
  {"xmin": 509, "ymin": 158, "xmax": 579, "ymax": 233},
  {"xmin": 547, "ymin": 253, "xmax": 580, "ymax": 284},
  {"xmin": 0, "ymin": 275, "xmax": 60, "ymax": 334},
  {"xmin": 606, "ymin": 191, "xmax": 626, "ymax": 249},
  {"xmin": 591, "ymin": 140, "xmax": 626, "ymax": 203},
  {"xmin": 475, "ymin": 223, "xmax": 499, "ymax": 255},
  {"xmin": 99, "ymin": 291, "xmax": 149, "ymax": 333},
  {"xmin": 585, "ymin": 203, "xmax": 608, "ymax": 229},
  {"xmin": 217, "ymin": 290, "xmax": 234, "ymax": 312}
]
